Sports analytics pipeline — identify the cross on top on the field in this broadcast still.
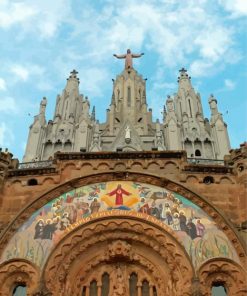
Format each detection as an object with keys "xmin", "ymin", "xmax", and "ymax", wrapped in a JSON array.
[
  {"xmin": 179, "ymin": 67, "xmax": 187, "ymax": 73},
  {"xmin": 70, "ymin": 69, "xmax": 78, "ymax": 75}
]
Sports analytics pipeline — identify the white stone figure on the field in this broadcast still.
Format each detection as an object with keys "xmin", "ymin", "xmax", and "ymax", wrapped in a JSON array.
[{"xmin": 125, "ymin": 125, "xmax": 131, "ymax": 143}]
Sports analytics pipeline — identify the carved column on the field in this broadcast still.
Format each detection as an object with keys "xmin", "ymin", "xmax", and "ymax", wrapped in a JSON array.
[
  {"xmin": 97, "ymin": 284, "xmax": 102, "ymax": 296},
  {"xmin": 137, "ymin": 283, "xmax": 142, "ymax": 296},
  {"xmin": 85, "ymin": 285, "xmax": 90, "ymax": 296},
  {"xmin": 149, "ymin": 285, "xmax": 154, "ymax": 296}
]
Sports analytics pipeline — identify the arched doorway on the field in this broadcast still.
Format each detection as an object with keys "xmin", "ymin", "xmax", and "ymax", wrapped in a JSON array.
[{"xmin": 42, "ymin": 216, "xmax": 194, "ymax": 296}]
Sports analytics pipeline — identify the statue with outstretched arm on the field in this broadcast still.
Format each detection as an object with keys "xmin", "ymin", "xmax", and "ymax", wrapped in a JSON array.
[{"xmin": 113, "ymin": 49, "xmax": 144, "ymax": 69}]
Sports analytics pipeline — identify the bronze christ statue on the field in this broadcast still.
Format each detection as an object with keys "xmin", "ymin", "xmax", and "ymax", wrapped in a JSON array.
[{"xmin": 113, "ymin": 49, "xmax": 144, "ymax": 69}]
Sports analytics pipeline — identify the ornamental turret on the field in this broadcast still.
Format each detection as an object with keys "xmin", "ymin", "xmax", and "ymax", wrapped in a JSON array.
[{"xmin": 23, "ymin": 70, "xmax": 93, "ymax": 161}]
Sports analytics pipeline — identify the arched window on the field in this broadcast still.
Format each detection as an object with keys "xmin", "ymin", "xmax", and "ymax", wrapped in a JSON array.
[
  {"xmin": 212, "ymin": 282, "xmax": 227, "ymax": 296},
  {"xmin": 102, "ymin": 273, "xmax": 110, "ymax": 296},
  {"xmin": 129, "ymin": 273, "xmax": 138, "ymax": 296},
  {"xmin": 141, "ymin": 280, "xmax": 149, "ymax": 296},
  {"xmin": 127, "ymin": 87, "xmax": 131, "ymax": 107},
  {"xmin": 195, "ymin": 149, "xmax": 201, "ymax": 157},
  {"xmin": 13, "ymin": 284, "xmax": 27, "ymax": 296},
  {"xmin": 89, "ymin": 280, "xmax": 98, "ymax": 296},
  {"xmin": 27, "ymin": 178, "xmax": 38, "ymax": 186},
  {"xmin": 203, "ymin": 176, "xmax": 214, "ymax": 185}
]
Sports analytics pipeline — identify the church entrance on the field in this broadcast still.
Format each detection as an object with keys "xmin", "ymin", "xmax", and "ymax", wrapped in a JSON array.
[
  {"xmin": 43, "ymin": 216, "xmax": 194, "ymax": 296},
  {"xmin": 81, "ymin": 261, "xmax": 158, "ymax": 296}
]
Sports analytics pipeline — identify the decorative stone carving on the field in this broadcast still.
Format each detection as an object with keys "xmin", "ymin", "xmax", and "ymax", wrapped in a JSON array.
[
  {"xmin": 107, "ymin": 240, "xmax": 132, "ymax": 259},
  {"xmin": 0, "ymin": 259, "xmax": 39, "ymax": 296},
  {"xmin": 111, "ymin": 266, "xmax": 126, "ymax": 296},
  {"xmin": 42, "ymin": 216, "xmax": 193, "ymax": 295}
]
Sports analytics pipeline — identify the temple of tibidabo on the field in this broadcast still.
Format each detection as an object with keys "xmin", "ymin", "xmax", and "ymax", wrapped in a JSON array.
[{"xmin": 0, "ymin": 50, "xmax": 246, "ymax": 296}]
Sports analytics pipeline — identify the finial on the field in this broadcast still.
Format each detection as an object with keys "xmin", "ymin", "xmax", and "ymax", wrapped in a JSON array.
[
  {"xmin": 179, "ymin": 67, "xmax": 187, "ymax": 73},
  {"xmin": 70, "ymin": 69, "xmax": 78, "ymax": 75}
]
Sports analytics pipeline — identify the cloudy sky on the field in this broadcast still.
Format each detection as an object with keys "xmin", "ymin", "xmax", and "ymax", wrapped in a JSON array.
[{"xmin": 0, "ymin": 0, "xmax": 246, "ymax": 160}]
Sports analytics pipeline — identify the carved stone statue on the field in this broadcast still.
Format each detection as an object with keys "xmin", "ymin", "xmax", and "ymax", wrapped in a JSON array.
[
  {"xmin": 125, "ymin": 125, "xmax": 131, "ymax": 141},
  {"xmin": 113, "ymin": 49, "xmax": 144, "ymax": 69},
  {"xmin": 111, "ymin": 266, "xmax": 126, "ymax": 296}
]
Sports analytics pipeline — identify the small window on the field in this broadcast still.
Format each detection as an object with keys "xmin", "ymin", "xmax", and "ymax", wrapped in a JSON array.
[
  {"xmin": 89, "ymin": 280, "xmax": 97, "ymax": 296},
  {"xmin": 195, "ymin": 149, "xmax": 201, "ymax": 157},
  {"xmin": 142, "ymin": 280, "xmax": 149, "ymax": 296},
  {"xmin": 102, "ymin": 273, "xmax": 110, "ymax": 296},
  {"xmin": 212, "ymin": 282, "xmax": 227, "ymax": 296},
  {"xmin": 128, "ymin": 87, "xmax": 131, "ymax": 107},
  {"xmin": 203, "ymin": 176, "xmax": 214, "ymax": 185},
  {"xmin": 13, "ymin": 284, "xmax": 27, "ymax": 296},
  {"xmin": 27, "ymin": 179, "xmax": 38, "ymax": 186},
  {"xmin": 129, "ymin": 273, "xmax": 138, "ymax": 296}
]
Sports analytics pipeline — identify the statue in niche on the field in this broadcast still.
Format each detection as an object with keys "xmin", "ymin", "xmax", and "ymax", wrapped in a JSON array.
[
  {"xmin": 113, "ymin": 49, "xmax": 144, "ymax": 69},
  {"xmin": 125, "ymin": 125, "xmax": 131, "ymax": 143},
  {"xmin": 111, "ymin": 266, "xmax": 126, "ymax": 296}
]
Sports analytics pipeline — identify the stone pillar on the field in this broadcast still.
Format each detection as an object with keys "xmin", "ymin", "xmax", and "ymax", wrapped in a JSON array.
[
  {"xmin": 137, "ymin": 283, "xmax": 142, "ymax": 296},
  {"xmin": 97, "ymin": 284, "xmax": 102, "ymax": 296},
  {"xmin": 149, "ymin": 285, "xmax": 154, "ymax": 296},
  {"xmin": 85, "ymin": 285, "xmax": 90, "ymax": 296}
]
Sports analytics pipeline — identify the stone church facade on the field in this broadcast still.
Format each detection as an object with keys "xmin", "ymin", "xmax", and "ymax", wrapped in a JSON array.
[{"xmin": 0, "ymin": 56, "xmax": 246, "ymax": 296}]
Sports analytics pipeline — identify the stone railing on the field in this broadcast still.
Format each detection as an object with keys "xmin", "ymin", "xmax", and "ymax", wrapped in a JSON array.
[
  {"xmin": 187, "ymin": 158, "xmax": 225, "ymax": 166},
  {"xmin": 18, "ymin": 160, "xmax": 53, "ymax": 169}
]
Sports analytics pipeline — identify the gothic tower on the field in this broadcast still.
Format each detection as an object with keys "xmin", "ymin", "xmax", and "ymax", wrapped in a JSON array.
[{"xmin": 163, "ymin": 68, "xmax": 230, "ymax": 159}]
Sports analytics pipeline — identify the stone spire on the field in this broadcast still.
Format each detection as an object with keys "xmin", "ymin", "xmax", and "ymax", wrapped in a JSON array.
[
  {"xmin": 208, "ymin": 94, "xmax": 230, "ymax": 158},
  {"xmin": 91, "ymin": 106, "xmax": 96, "ymax": 121},
  {"xmin": 23, "ymin": 70, "xmax": 94, "ymax": 161}
]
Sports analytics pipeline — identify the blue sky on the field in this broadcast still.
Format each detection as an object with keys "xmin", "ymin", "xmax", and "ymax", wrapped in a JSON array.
[{"xmin": 0, "ymin": 0, "xmax": 246, "ymax": 160}]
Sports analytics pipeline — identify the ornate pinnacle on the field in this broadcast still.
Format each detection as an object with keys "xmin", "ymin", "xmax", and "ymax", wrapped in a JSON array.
[{"xmin": 91, "ymin": 106, "xmax": 96, "ymax": 121}]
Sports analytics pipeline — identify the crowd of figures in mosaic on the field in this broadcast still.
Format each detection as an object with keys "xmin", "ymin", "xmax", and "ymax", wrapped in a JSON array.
[{"xmin": 1, "ymin": 181, "xmax": 239, "ymax": 269}]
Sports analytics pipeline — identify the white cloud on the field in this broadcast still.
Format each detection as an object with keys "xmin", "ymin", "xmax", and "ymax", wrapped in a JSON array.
[
  {"xmin": 219, "ymin": 0, "xmax": 247, "ymax": 17},
  {"xmin": 0, "ymin": 0, "xmax": 36, "ymax": 28},
  {"xmin": 0, "ymin": 78, "xmax": 6, "ymax": 91},
  {"xmin": 0, "ymin": 97, "xmax": 18, "ymax": 113},
  {"xmin": 0, "ymin": 0, "xmax": 72, "ymax": 38},
  {"xmin": 224, "ymin": 79, "xmax": 235, "ymax": 90},
  {"xmin": 10, "ymin": 65, "xmax": 29, "ymax": 81}
]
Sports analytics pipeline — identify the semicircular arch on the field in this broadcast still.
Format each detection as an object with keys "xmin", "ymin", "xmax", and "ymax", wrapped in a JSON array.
[{"xmin": 0, "ymin": 171, "xmax": 245, "ymax": 273}]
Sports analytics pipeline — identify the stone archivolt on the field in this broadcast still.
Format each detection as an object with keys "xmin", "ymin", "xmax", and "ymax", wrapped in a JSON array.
[{"xmin": 42, "ymin": 216, "xmax": 193, "ymax": 296}]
